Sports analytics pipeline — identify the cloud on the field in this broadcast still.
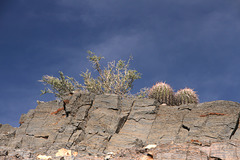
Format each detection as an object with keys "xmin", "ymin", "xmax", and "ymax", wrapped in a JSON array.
[{"xmin": 88, "ymin": 33, "xmax": 143, "ymax": 59}]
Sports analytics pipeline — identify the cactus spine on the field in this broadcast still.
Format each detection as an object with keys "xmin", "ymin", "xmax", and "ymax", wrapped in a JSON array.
[
  {"xmin": 175, "ymin": 88, "xmax": 199, "ymax": 105},
  {"xmin": 148, "ymin": 82, "xmax": 175, "ymax": 105}
]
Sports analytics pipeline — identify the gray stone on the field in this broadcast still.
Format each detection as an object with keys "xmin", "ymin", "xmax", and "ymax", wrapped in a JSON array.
[
  {"xmin": 106, "ymin": 98, "xmax": 157, "ymax": 152},
  {"xmin": 0, "ymin": 149, "xmax": 8, "ymax": 156},
  {"xmin": 184, "ymin": 101, "xmax": 240, "ymax": 142},
  {"xmin": 0, "ymin": 124, "xmax": 16, "ymax": 147},
  {"xmin": 2, "ymin": 92, "xmax": 240, "ymax": 159},
  {"xmin": 0, "ymin": 124, "xmax": 16, "ymax": 135}
]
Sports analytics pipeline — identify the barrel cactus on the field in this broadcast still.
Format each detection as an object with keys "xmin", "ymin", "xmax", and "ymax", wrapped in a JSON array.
[
  {"xmin": 175, "ymin": 88, "xmax": 199, "ymax": 105},
  {"xmin": 148, "ymin": 82, "xmax": 175, "ymax": 105}
]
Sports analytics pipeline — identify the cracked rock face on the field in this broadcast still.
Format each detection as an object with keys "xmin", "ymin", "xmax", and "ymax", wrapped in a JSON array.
[{"xmin": 1, "ymin": 91, "xmax": 240, "ymax": 159}]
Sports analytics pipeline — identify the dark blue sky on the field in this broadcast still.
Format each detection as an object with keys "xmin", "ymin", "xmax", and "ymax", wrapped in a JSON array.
[{"xmin": 1, "ymin": 0, "xmax": 240, "ymax": 127}]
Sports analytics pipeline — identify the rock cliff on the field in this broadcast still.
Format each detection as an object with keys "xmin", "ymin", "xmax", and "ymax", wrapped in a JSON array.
[{"xmin": 1, "ymin": 91, "xmax": 240, "ymax": 159}]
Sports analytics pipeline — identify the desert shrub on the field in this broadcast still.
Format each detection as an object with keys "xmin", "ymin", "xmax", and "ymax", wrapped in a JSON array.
[
  {"xmin": 135, "ymin": 87, "xmax": 150, "ymax": 99},
  {"xmin": 39, "ymin": 71, "xmax": 82, "ymax": 98},
  {"xmin": 175, "ymin": 88, "xmax": 199, "ymax": 105},
  {"xmin": 40, "ymin": 51, "xmax": 141, "ymax": 97},
  {"xmin": 148, "ymin": 82, "xmax": 175, "ymax": 105},
  {"xmin": 81, "ymin": 51, "xmax": 141, "ymax": 95}
]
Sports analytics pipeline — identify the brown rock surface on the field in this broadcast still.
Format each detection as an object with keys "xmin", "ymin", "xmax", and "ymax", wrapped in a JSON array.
[{"xmin": 0, "ymin": 91, "xmax": 240, "ymax": 159}]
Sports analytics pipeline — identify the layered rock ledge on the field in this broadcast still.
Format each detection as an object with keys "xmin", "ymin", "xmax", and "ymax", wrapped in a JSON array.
[{"xmin": 1, "ymin": 91, "xmax": 240, "ymax": 159}]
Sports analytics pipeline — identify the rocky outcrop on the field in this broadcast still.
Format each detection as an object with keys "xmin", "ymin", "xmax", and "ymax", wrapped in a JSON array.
[
  {"xmin": 1, "ymin": 91, "xmax": 240, "ymax": 159},
  {"xmin": 0, "ymin": 124, "xmax": 16, "ymax": 148}
]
